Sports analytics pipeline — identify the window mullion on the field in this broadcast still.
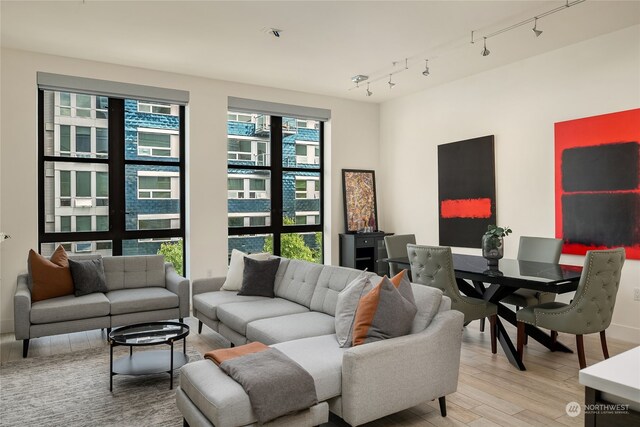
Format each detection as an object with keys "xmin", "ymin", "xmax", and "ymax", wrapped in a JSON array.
[
  {"xmin": 109, "ymin": 98, "xmax": 125, "ymax": 256},
  {"xmin": 270, "ymin": 116, "xmax": 283, "ymax": 256}
]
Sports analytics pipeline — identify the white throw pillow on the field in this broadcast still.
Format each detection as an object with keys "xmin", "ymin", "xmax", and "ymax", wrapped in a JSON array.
[
  {"xmin": 221, "ymin": 249, "xmax": 271, "ymax": 291},
  {"xmin": 334, "ymin": 273, "xmax": 374, "ymax": 347}
]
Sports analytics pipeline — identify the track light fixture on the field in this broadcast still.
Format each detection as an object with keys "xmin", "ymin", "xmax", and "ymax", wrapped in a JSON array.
[
  {"xmin": 481, "ymin": 37, "xmax": 490, "ymax": 56},
  {"xmin": 366, "ymin": 83, "xmax": 373, "ymax": 97},
  {"xmin": 422, "ymin": 59, "xmax": 430, "ymax": 76},
  {"xmin": 388, "ymin": 75, "xmax": 396, "ymax": 89},
  {"xmin": 532, "ymin": 18, "xmax": 543, "ymax": 37}
]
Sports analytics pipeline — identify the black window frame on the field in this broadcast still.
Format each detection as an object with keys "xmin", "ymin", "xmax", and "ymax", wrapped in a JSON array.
[
  {"xmin": 38, "ymin": 90, "xmax": 186, "ymax": 272},
  {"xmin": 227, "ymin": 115, "xmax": 324, "ymax": 260}
]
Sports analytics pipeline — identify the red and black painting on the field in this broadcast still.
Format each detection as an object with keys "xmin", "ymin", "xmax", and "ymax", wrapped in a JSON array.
[
  {"xmin": 438, "ymin": 135, "xmax": 496, "ymax": 248},
  {"xmin": 555, "ymin": 108, "xmax": 640, "ymax": 260}
]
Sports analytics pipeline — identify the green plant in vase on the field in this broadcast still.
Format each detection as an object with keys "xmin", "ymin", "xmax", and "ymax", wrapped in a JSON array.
[{"xmin": 482, "ymin": 225, "xmax": 512, "ymax": 266}]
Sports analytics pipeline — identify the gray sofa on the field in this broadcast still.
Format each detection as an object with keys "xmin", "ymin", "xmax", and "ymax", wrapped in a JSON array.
[
  {"xmin": 14, "ymin": 254, "xmax": 189, "ymax": 357},
  {"xmin": 178, "ymin": 258, "xmax": 464, "ymax": 427}
]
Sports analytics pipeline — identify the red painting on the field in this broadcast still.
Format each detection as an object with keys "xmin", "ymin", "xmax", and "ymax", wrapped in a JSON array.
[{"xmin": 555, "ymin": 108, "xmax": 640, "ymax": 259}]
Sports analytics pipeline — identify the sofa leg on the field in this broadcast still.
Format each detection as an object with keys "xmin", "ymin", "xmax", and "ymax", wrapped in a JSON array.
[
  {"xmin": 183, "ymin": 418, "xmax": 190, "ymax": 427},
  {"xmin": 198, "ymin": 320, "xmax": 202, "ymax": 334},
  {"xmin": 22, "ymin": 339, "xmax": 30, "ymax": 358},
  {"xmin": 438, "ymin": 396, "xmax": 447, "ymax": 417},
  {"xmin": 479, "ymin": 318, "xmax": 485, "ymax": 332},
  {"xmin": 179, "ymin": 317, "xmax": 183, "ymax": 323}
]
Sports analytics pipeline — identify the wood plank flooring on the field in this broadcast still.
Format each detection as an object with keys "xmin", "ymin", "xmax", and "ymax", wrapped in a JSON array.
[{"xmin": 1, "ymin": 317, "xmax": 635, "ymax": 427}]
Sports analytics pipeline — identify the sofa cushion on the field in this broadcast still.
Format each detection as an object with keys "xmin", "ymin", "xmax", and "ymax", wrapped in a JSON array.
[
  {"xmin": 410, "ymin": 283, "xmax": 444, "ymax": 333},
  {"xmin": 310, "ymin": 265, "xmax": 377, "ymax": 316},
  {"xmin": 272, "ymin": 334, "xmax": 345, "ymax": 401},
  {"xmin": 221, "ymin": 249, "xmax": 271, "ymax": 291},
  {"xmin": 106, "ymin": 287, "xmax": 178, "ymax": 315},
  {"xmin": 69, "ymin": 258, "xmax": 108, "ymax": 297},
  {"xmin": 216, "ymin": 299, "xmax": 309, "ymax": 336},
  {"xmin": 238, "ymin": 257, "xmax": 280, "ymax": 297},
  {"xmin": 352, "ymin": 272, "xmax": 417, "ymax": 346},
  {"xmin": 246, "ymin": 311, "xmax": 336, "ymax": 345},
  {"xmin": 30, "ymin": 292, "xmax": 110, "ymax": 324},
  {"xmin": 193, "ymin": 291, "xmax": 269, "ymax": 321},
  {"xmin": 334, "ymin": 273, "xmax": 374, "ymax": 347},
  {"xmin": 28, "ymin": 247, "xmax": 75, "ymax": 302},
  {"xmin": 102, "ymin": 255, "xmax": 165, "ymax": 291},
  {"xmin": 274, "ymin": 260, "xmax": 323, "ymax": 308}
]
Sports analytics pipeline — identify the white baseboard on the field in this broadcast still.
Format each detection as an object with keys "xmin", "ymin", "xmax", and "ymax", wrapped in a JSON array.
[{"xmin": 607, "ymin": 323, "xmax": 640, "ymax": 345}]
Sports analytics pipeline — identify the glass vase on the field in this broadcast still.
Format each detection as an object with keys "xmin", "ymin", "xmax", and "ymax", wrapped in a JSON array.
[{"xmin": 482, "ymin": 234, "xmax": 503, "ymax": 266}]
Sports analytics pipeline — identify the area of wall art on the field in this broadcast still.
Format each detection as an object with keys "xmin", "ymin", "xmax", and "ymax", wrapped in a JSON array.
[{"xmin": 555, "ymin": 108, "xmax": 640, "ymax": 260}]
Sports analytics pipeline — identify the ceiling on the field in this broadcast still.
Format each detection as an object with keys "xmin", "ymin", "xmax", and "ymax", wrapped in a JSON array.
[{"xmin": 2, "ymin": 1, "xmax": 639, "ymax": 103}]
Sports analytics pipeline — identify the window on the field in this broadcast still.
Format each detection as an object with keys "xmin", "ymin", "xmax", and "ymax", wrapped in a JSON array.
[
  {"xmin": 76, "ymin": 127, "xmax": 91, "ymax": 154},
  {"xmin": 39, "ymin": 89, "xmax": 185, "ymax": 268},
  {"xmin": 227, "ymin": 111, "xmax": 323, "ymax": 262},
  {"xmin": 138, "ymin": 131, "xmax": 173, "ymax": 157},
  {"xmin": 138, "ymin": 101, "xmax": 173, "ymax": 115},
  {"xmin": 76, "ymin": 171, "xmax": 91, "ymax": 197},
  {"xmin": 227, "ymin": 112, "xmax": 252, "ymax": 122}
]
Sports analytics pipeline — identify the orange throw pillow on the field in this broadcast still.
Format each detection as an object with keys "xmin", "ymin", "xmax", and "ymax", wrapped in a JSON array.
[{"xmin": 29, "ymin": 246, "xmax": 74, "ymax": 302}]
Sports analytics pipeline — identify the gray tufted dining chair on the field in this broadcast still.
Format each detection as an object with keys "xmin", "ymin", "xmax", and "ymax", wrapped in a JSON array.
[
  {"xmin": 384, "ymin": 234, "xmax": 416, "ymax": 276},
  {"xmin": 516, "ymin": 248, "xmax": 625, "ymax": 369},
  {"xmin": 502, "ymin": 236, "xmax": 563, "ymax": 309},
  {"xmin": 408, "ymin": 244, "xmax": 498, "ymax": 353}
]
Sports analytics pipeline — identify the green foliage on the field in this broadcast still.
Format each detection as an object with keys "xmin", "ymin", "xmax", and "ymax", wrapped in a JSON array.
[
  {"xmin": 158, "ymin": 240, "xmax": 183, "ymax": 276},
  {"xmin": 483, "ymin": 225, "xmax": 512, "ymax": 251},
  {"xmin": 263, "ymin": 217, "xmax": 322, "ymax": 263}
]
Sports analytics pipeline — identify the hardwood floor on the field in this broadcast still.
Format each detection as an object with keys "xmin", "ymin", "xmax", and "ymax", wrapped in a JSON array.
[{"xmin": 1, "ymin": 317, "xmax": 635, "ymax": 426}]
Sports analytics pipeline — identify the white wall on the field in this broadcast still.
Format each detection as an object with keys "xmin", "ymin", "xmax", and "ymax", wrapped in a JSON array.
[
  {"xmin": 0, "ymin": 48, "xmax": 380, "ymax": 333},
  {"xmin": 378, "ymin": 25, "xmax": 640, "ymax": 343}
]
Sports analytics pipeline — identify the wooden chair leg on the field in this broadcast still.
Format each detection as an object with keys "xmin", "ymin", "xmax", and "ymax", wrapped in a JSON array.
[
  {"xmin": 488, "ymin": 315, "xmax": 497, "ymax": 354},
  {"xmin": 600, "ymin": 330, "xmax": 610, "ymax": 359},
  {"xmin": 516, "ymin": 322, "xmax": 525, "ymax": 360},
  {"xmin": 479, "ymin": 318, "xmax": 485, "ymax": 332},
  {"xmin": 576, "ymin": 335, "xmax": 586, "ymax": 369},
  {"xmin": 438, "ymin": 396, "xmax": 447, "ymax": 417}
]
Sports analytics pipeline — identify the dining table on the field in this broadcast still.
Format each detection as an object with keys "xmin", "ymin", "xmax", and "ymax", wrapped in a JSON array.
[{"xmin": 380, "ymin": 253, "xmax": 583, "ymax": 370}]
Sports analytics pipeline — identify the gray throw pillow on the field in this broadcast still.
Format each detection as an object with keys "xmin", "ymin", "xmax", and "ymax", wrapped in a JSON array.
[
  {"xmin": 69, "ymin": 258, "xmax": 108, "ymax": 297},
  {"xmin": 238, "ymin": 257, "xmax": 280, "ymax": 298}
]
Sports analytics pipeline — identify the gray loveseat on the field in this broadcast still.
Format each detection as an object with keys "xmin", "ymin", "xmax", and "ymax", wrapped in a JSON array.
[
  {"xmin": 14, "ymin": 254, "xmax": 189, "ymax": 357},
  {"xmin": 178, "ymin": 258, "xmax": 464, "ymax": 427}
]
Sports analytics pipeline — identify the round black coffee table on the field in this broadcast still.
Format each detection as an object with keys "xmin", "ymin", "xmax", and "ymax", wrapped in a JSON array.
[{"xmin": 108, "ymin": 321, "xmax": 190, "ymax": 391}]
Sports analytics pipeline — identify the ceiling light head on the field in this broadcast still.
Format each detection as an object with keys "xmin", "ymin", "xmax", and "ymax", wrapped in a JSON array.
[
  {"xmin": 351, "ymin": 74, "xmax": 369, "ymax": 87},
  {"xmin": 270, "ymin": 28, "xmax": 281, "ymax": 38},
  {"xmin": 481, "ymin": 37, "xmax": 490, "ymax": 56},
  {"xmin": 388, "ymin": 74, "xmax": 396, "ymax": 89},
  {"xmin": 366, "ymin": 83, "xmax": 373, "ymax": 97},
  {"xmin": 422, "ymin": 59, "xmax": 430, "ymax": 76},
  {"xmin": 532, "ymin": 18, "xmax": 543, "ymax": 37}
]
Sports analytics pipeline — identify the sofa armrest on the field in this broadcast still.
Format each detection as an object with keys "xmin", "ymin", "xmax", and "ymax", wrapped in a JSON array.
[
  {"xmin": 192, "ymin": 277, "xmax": 226, "ymax": 295},
  {"xmin": 165, "ymin": 263, "xmax": 190, "ymax": 319},
  {"xmin": 341, "ymin": 310, "xmax": 464, "ymax": 426},
  {"xmin": 14, "ymin": 274, "xmax": 31, "ymax": 340}
]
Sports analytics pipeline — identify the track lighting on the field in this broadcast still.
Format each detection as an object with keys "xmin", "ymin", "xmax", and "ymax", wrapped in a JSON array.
[
  {"xmin": 481, "ymin": 37, "xmax": 490, "ymax": 56},
  {"xmin": 532, "ymin": 18, "xmax": 543, "ymax": 37},
  {"xmin": 366, "ymin": 83, "xmax": 373, "ymax": 97},
  {"xmin": 422, "ymin": 59, "xmax": 430, "ymax": 76},
  {"xmin": 388, "ymin": 75, "xmax": 396, "ymax": 89}
]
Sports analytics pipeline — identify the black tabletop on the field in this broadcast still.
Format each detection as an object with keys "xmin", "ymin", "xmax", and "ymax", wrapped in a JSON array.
[
  {"xmin": 109, "ymin": 321, "xmax": 189, "ymax": 346},
  {"xmin": 383, "ymin": 254, "xmax": 583, "ymax": 294}
]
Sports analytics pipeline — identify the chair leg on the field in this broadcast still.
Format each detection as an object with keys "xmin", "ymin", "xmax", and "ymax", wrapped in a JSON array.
[
  {"xmin": 488, "ymin": 315, "xmax": 497, "ymax": 354},
  {"xmin": 438, "ymin": 396, "xmax": 447, "ymax": 417},
  {"xmin": 479, "ymin": 318, "xmax": 485, "ymax": 332},
  {"xmin": 523, "ymin": 333, "xmax": 528, "ymax": 345},
  {"xmin": 22, "ymin": 339, "xmax": 30, "ymax": 358},
  {"xmin": 576, "ymin": 335, "xmax": 586, "ymax": 369},
  {"xmin": 600, "ymin": 330, "xmax": 609, "ymax": 359},
  {"xmin": 198, "ymin": 320, "xmax": 203, "ymax": 334},
  {"xmin": 516, "ymin": 322, "xmax": 525, "ymax": 361},
  {"xmin": 550, "ymin": 331, "xmax": 558, "ymax": 351},
  {"xmin": 183, "ymin": 418, "xmax": 190, "ymax": 427}
]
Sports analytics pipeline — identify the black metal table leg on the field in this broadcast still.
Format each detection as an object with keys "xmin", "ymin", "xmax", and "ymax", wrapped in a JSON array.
[
  {"xmin": 110, "ymin": 342, "xmax": 114, "ymax": 392},
  {"xmin": 170, "ymin": 340, "xmax": 174, "ymax": 390},
  {"xmin": 495, "ymin": 318, "xmax": 526, "ymax": 370}
]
